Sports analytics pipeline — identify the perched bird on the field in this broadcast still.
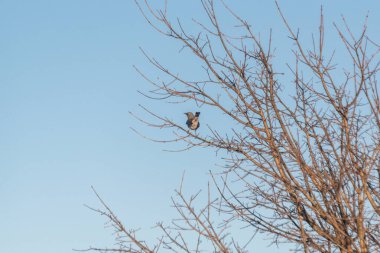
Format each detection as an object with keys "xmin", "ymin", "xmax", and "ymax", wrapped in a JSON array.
[{"xmin": 185, "ymin": 112, "xmax": 200, "ymax": 130}]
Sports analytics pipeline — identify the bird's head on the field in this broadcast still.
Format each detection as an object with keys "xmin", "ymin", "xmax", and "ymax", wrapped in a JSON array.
[{"xmin": 184, "ymin": 112, "xmax": 194, "ymax": 118}]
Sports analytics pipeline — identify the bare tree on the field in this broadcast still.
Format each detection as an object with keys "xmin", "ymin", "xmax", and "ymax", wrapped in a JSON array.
[{"xmin": 83, "ymin": 1, "xmax": 380, "ymax": 253}]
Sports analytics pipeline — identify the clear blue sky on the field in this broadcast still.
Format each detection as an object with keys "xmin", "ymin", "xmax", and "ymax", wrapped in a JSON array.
[{"xmin": 0, "ymin": 1, "xmax": 379, "ymax": 252}]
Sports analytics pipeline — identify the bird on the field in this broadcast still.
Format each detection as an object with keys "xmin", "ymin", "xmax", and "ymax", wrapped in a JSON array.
[{"xmin": 184, "ymin": 112, "xmax": 200, "ymax": 130}]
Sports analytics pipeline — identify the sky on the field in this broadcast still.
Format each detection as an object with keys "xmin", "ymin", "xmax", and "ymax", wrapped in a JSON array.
[{"xmin": 0, "ymin": 1, "xmax": 379, "ymax": 252}]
